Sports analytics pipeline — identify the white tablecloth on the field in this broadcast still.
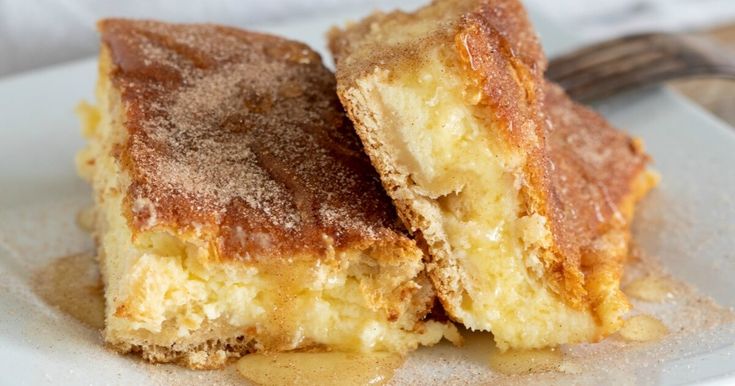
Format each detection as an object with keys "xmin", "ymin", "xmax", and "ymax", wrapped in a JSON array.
[{"xmin": 1, "ymin": 0, "xmax": 734, "ymax": 77}]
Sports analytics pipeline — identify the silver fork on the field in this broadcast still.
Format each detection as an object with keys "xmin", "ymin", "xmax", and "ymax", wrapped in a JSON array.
[{"xmin": 547, "ymin": 32, "xmax": 735, "ymax": 102}]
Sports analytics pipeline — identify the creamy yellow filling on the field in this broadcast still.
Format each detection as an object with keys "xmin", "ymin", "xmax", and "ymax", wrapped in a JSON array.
[
  {"xmin": 76, "ymin": 51, "xmax": 453, "ymax": 354},
  {"xmin": 367, "ymin": 48, "xmax": 598, "ymax": 349},
  {"xmin": 100, "ymin": 203, "xmax": 446, "ymax": 352}
]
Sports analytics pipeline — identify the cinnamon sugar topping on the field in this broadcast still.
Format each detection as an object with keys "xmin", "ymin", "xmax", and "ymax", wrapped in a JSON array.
[{"xmin": 99, "ymin": 19, "xmax": 407, "ymax": 259}]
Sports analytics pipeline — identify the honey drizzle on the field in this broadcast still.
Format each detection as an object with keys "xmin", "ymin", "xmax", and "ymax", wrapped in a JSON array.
[
  {"xmin": 32, "ymin": 253, "xmax": 105, "ymax": 330},
  {"xmin": 236, "ymin": 351, "xmax": 404, "ymax": 385}
]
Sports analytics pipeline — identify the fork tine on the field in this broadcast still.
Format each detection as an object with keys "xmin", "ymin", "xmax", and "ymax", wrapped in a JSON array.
[
  {"xmin": 565, "ymin": 60, "xmax": 689, "ymax": 101},
  {"xmin": 548, "ymin": 31, "xmax": 735, "ymax": 102},
  {"xmin": 547, "ymin": 33, "xmax": 668, "ymax": 80},
  {"xmin": 554, "ymin": 49, "xmax": 669, "ymax": 90},
  {"xmin": 565, "ymin": 61, "xmax": 735, "ymax": 102}
]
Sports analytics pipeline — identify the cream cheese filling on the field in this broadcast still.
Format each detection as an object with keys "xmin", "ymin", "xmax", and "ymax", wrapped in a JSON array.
[{"xmin": 364, "ymin": 48, "xmax": 599, "ymax": 349}]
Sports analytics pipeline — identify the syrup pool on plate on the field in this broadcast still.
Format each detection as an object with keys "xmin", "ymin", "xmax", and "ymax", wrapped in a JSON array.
[
  {"xmin": 32, "ymin": 252, "xmax": 105, "ymax": 330},
  {"xmin": 619, "ymin": 314, "xmax": 669, "ymax": 342},
  {"xmin": 488, "ymin": 346, "xmax": 564, "ymax": 375},
  {"xmin": 237, "ymin": 351, "xmax": 404, "ymax": 386},
  {"xmin": 624, "ymin": 275, "xmax": 676, "ymax": 302}
]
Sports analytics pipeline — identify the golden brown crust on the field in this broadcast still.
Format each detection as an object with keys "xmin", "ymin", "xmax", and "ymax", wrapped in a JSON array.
[
  {"xmin": 109, "ymin": 329, "xmax": 257, "ymax": 369},
  {"xmin": 329, "ymin": 0, "xmax": 653, "ymax": 312},
  {"xmin": 543, "ymin": 80, "xmax": 652, "ymax": 327},
  {"xmin": 456, "ymin": 6, "xmax": 651, "ymax": 308},
  {"xmin": 97, "ymin": 19, "xmax": 413, "ymax": 260},
  {"xmin": 452, "ymin": 1, "xmax": 580, "ymax": 302},
  {"xmin": 458, "ymin": 6, "xmax": 651, "ymax": 308},
  {"xmin": 543, "ymin": 81, "xmax": 650, "ymax": 270}
]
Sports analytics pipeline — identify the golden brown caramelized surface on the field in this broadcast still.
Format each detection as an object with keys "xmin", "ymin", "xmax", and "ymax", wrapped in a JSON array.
[{"xmin": 98, "ymin": 19, "xmax": 410, "ymax": 260}]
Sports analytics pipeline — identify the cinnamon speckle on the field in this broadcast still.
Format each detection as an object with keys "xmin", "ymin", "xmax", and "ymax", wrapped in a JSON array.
[{"xmin": 98, "ymin": 19, "xmax": 409, "ymax": 259}]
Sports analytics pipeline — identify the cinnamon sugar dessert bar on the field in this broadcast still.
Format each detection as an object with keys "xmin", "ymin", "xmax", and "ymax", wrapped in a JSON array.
[
  {"xmin": 76, "ymin": 19, "xmax": 457, "ymax": 369},
  {"xmin": 329, "ymin": 0, "xmax": 657, "ymax": 350}
]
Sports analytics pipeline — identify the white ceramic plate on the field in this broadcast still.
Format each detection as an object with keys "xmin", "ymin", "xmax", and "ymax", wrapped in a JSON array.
[{"xmin": 1, "ymin": 2, "xmax": 734, "ymax": 385}]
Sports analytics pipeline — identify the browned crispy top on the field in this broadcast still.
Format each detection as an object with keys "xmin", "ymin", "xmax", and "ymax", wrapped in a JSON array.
[
  {"xmin": 329, "ymin": 0, "xmax": 545, "ymax": 96},
  {"xmin": 98, "ymin": 19, "xmax": 413, "ymax": 260},
  {"xmin": 329, "ymin": 0, "xmax": 651, "ymax": 306}
]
